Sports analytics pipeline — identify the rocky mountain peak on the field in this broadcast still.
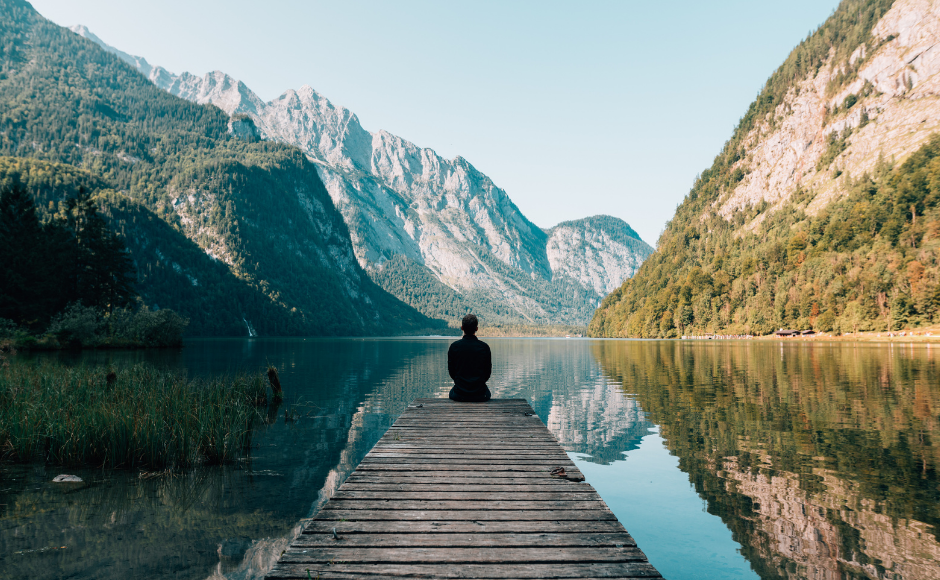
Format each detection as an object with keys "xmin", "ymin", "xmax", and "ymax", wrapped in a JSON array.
[{"xmin": 73, "ymin": 24, "xmax": 653, "ymax": 325}]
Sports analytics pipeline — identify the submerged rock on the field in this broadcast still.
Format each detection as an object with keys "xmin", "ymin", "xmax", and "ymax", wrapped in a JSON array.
[{"xmin": 52, "ymin": 474, "xmax": 82, "ymax": 483}]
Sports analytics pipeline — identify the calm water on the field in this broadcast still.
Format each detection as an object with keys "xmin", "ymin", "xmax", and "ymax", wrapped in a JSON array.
[{"xmin": 1, "ymin": 338, "xmax": 938, "ymax": 580}]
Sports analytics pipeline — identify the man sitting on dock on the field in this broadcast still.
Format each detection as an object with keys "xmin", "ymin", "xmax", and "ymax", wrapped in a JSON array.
[{"xmin": 448, "ymin": 314, "xmax": 492, "ymax": 402}]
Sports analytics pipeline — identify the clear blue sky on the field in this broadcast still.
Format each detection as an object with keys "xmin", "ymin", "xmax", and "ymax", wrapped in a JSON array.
[{"xmin": 30, "ymin": 0, "xmax": 841, "ymax": 246}]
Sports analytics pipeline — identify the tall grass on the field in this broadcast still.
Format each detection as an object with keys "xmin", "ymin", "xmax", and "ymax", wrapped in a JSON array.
[{"xmin": 0, "ymin": 361, "xmax": 267, "ymax": 468}]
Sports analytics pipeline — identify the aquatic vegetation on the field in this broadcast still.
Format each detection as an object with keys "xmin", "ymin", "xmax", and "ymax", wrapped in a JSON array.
[{"xmin": 0, "ymin": 361, "xmax": 267, "ymax": 468}]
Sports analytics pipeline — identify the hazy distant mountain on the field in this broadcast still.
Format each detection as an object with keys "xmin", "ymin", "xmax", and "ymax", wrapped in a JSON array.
[{"xmin": 72, "ymin": 25, "xmax": 654, "ymax": 325}]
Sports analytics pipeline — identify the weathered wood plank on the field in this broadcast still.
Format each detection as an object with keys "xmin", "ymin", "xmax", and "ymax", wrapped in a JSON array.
[
  {"xmin": 266, "ymin": 399, "xmax": 660, "ymax": 580},
  {"xmin": 267, "ymin": 562, "xmax": 662, "ymax": 579},
  {"xmin": 336, "ymin": 483, "xmax": 597, "ymax": 493},
  {"xmin": 278, "ymin": 546, "xmax": 649, "ymax": 564},
  {"xmin": 370, "ymin": 445, "xmax": 566, "ymax": 451},
  {"xmin": 342, "ymin": 475, "xmax": 588, "ymax": 485},
  {"xmin": 355, "ymin": 464, "xmax": 576, "ymax": 472},
  {"xmin": 363, "ymin": 453, "xmax": 573, "ymax": 460},
  {"xmin": 292, "ymin": 532, "xmax": 636, "ymax": 548},
  {"xmin": 313, "ymin": 509, "xmax": 616, "ymax": 521},
  {"xmin": 320, "ymin": 500, "xmax": 607, "ymax": 511},
  {"xmin": 359, "ymin": 458, "xmax": 576, "ymax": 466},
  {"xmin": 302, "ymin": 520, "xmax": 630, "ymax": 534},
  {"xmin": 347, "ymin": 470, "xmax": 579, "ymax": 479},
  {"xmin": 331, "ymin": 491, "xmax": 603, "ymax": 501}
]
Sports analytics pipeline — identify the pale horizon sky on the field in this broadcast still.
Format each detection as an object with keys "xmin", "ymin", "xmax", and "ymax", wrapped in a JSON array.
[{"xmin": 30, "ymin": 0, "xmax": 841, "ymax": 246}]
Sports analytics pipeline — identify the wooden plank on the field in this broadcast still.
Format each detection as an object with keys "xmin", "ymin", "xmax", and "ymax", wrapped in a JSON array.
[
  {"xmin": 370, "ymin": 445, "xmax": 566, "ymax": 451},
  {"xmin": 365, "ymin": 449, "xmax": 570, "ymax": 461},
  {"xmin": 302, "ymin": 520, "xmax": 630, "ymax": 534},
  {"xmin": 342, "ymin": 476, "xmax": 588, "ymax": 485},
  {"xmin": 266, "ymin": 399, "xmax": 660, "ymax": 580},
  {"xmin": 292, "ymin": 532, "xmax": 636, "ymax": 548},
  {"xmin": 278, "ymin": 547, "xmax": 649, "ymax": 564},
  {"xmin": 347, "ymin": 469, "xmax": 579, "ymax": 478},
  {"xmin": 336, "ymin": 483, "xmax": 598, "ymax": 493},
  {"xmin": 331, "ymin": 491, "xmax": 603, "ymax": 501},
  {"xmin": 343, "ymin": 475, "xmax": 586, "ymax": 484},
  {"xmin": 355, "ymin": 464, "xmax": 576, "ymax": 472},
  {"xmin": 267, "ymin": 563, "xmax": 662, "ymax": 579},
  {"xmin": 313, "ymin": 510, "xmax": 616, "ymax": 521},
  {"xmin": 319, "ymin": 500, "xmax": 607, "ymax": 511},
  {"xmin": 359, "ymin": 459, "xmax": 576, "ymax": 466}
]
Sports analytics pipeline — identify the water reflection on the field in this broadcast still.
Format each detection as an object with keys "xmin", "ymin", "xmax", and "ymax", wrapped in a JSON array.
[
  {"xmin": 593, "ymin": 340, "xmax": 940, "ymax": 580},
  {"xmin": 6, "ymin": 338, "xmax": 936, "ymax": 580},
  {"xmin": 2, "ymin": 338, "xmax": 647, "ymax": 580}
]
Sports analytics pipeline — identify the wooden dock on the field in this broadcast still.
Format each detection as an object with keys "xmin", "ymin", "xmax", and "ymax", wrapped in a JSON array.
[{"xmin": 267, "ymin": 398, "xmax": 661, "ymax": 579}]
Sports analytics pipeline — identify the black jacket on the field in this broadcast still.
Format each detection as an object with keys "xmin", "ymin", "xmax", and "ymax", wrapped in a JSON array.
[{"xmin": 447, "ymin": 335, "xmax": 491, "ymax": 394}]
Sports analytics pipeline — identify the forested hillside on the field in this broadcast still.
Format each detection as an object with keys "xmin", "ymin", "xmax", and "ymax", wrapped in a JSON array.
[
  {"xmin": 591, "ymin": 0, "xmax": 940, "ymax": 337},
  {"xmin": 0, "ymin": 0, "xmax": 439, "ymax": 336},
  {"xmin": 74, "ymin": 27, "xmax": 655, "ymax": 327}
]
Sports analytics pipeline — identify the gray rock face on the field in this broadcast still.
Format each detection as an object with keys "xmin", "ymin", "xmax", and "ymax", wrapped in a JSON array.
[
  {"xmin": 73, "ymin": 26, "xmax": 652, "ymax": 324},
  {"xmin": 547, "ymin": 216, "xmax": 653, "ymax": 297},
  {"xmin": 228, "ymin": 115, "xmax": 261, "ymax": 142},
  {"xmin": 712, "ymin": 0, "xmax": 940, "ymax": 229}
]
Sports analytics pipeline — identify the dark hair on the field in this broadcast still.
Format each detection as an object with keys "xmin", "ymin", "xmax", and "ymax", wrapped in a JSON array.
[{"xmin": 461, "ymin": 314, "xmax": 479, "ymax": 333}]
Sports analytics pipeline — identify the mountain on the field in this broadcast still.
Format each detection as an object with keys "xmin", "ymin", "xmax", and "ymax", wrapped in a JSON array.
[
  {"xmin": 0, "ymin": 0, "xmax": 439, "ymax": 336},
  {"xmin": 591, "ymin": 0, "xmax": 940, "ymax": 338},
  {"xmin": 71, "ymin": 26, "xmax": 654, "ymax": 326}
]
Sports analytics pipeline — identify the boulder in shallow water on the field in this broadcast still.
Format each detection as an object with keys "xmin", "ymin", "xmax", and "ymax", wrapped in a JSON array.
[{"xmin": 52, "ymin": 474, "xmax": 82, "ymax": 483}]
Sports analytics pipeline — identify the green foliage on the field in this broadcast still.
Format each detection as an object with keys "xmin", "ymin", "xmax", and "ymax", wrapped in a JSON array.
[
  {"xmin": 592, "ymin": 133, "xmax": 940, "ymax": 337},
  {"xmin": 0, "ymin": 181, "xmax": 75, "ymax": 328},
  {"xmin": 43, "ymin": 303, "xmax": 188, "ymax": 348},
  {"xmin": 47, "ymin": 302, "xmax": 101, "ymax": 345},
  {"xmin": 371, "ymin": 255, "xmax": 516, "ymax": 326},
  {"xmin": 591, "ymin": 1, "xmax": 938, "ymax": 338},
  {"xmin": 816, "ymin": 128, "xmax": 852, "ymax": 172},
  {"xmin": 372, "ymin": 251, "xmax": 604, "ymax": 327},
  {"xmin": 106, "ymin": 306, "xmax": 188, "ymax": 347},
  {"xmin": 0, "ymin": 180, "xmax": 137, "ymax": 329},
  {"xmin": 0, "ymin": 360, "xmax": 266, "ymax": 468},
  {"xmin": 0, "ymin": 0, "xmax": 441, "ymax": 336},
  {"xmin": 594, "ymin": 341, "xmax": 940, "ymax": 572}
]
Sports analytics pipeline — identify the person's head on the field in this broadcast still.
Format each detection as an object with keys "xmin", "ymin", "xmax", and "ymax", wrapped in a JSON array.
[{"xmin": 461, "ymin": 314, "xmax": 479, "ymax": 336}]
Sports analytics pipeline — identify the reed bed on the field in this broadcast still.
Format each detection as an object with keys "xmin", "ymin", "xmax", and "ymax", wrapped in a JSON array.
[{"xmin": 0, "ymin": 361, "xmax": 267, "ymax": 468}]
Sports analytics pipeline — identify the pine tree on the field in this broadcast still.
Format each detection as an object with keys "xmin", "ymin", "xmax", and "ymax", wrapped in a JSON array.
[
  {"xmin": 63, "ymin": 188, "xmax": 137, "ymax": 318},
  {"xmin": 0, "ymin": 182, "xmax": 76, "ymax": 328}
]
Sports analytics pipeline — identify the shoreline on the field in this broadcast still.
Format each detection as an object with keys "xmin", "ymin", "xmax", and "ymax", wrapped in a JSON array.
[{"xmin": 681, "ymin": 325, "xmax": 940, "ymax": 344}]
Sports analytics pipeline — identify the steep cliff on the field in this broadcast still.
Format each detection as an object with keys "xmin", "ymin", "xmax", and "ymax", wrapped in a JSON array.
[
  {"xmin": 592, "ymin": 0, "xmax": 940, "ymax": 337},
  {"xmin": 72, "ymin": 26, "xmax": 654, "ymax": 325}
]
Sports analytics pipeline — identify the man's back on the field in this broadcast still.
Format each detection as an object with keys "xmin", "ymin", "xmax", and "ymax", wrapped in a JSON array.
[{"xmin": 448, "ymin": 334, "xmax": 491, "ymax": 402}]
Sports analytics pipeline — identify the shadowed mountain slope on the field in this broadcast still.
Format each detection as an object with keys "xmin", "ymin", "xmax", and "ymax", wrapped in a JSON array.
[{"xmin": 0, "ymin": 0, "xmax": 440, "ymax": 336}]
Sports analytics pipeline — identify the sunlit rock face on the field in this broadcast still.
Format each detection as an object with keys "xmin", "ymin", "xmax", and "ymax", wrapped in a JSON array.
[
  {"xmin": 547, "ymin": 216, "xmax": 653, "ymax": 297},
  {"xmin": 72, "ymin": 25, "xmax": 652, "ymax": 324},
  {"xmin": 712, "ymin": 0, "xmax": 940, "ymax": 230}
]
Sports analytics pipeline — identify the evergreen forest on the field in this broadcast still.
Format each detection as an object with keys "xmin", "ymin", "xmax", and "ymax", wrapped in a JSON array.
[
  {"xmin": 0, "ymin": 0, "xmax": 440, "ymax": 337},
  {"xmin": 590, "ymin": 0, "xmax": 940, "ymax": 338}
]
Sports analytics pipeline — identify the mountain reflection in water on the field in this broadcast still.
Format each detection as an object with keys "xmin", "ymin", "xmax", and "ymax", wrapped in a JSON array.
[
  {"xmin": 0, "ymin": 338, "xmax": 651, "ymax": 580},
  {"xmin": 593, "ymin": 340, "xmax": 940, "ymax": 580},
  {"xmin": 2, "ymin": 338, "xmax": 937, "ymax": 580}
]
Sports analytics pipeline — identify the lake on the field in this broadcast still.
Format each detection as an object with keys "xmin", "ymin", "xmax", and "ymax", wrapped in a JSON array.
[{"xmin": 1, "ymin": 338, "xmax": 938, "ymax": 580}]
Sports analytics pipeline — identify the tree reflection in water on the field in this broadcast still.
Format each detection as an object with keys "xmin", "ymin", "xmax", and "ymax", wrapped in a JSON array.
[{"xmin": 593, "ymin": 340, "xmax": 940, "ymax": 580}]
